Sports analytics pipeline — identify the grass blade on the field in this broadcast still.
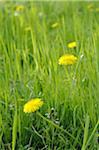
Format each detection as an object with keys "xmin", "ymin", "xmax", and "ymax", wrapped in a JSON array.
[{"xmin": 12, "ymin": 109, "xmax": 17, "ymax": 150}]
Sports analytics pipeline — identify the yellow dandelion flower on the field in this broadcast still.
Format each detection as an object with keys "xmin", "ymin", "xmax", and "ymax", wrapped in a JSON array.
[
  {"xmin": 67, "ymin": 42, "xmax": 77, "ymax": 48},
  {"xmin": 58, "ymin": 54, "xmax": 77, "ymax": 65},
  {"xmin": 15, "ymin": 5, "xmax": 24, "ymax": 12},
  {"xmin": 51, "ymin": 22, "xmax": 59, "ymax": 28},
  {"xmin": 23, "ymin": 98, "xmax": 44, "ymax": 113}
]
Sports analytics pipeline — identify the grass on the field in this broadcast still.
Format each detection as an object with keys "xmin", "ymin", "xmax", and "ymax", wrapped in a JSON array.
[{"xmin": 0, "ymin": 1, "xmax": 99, "ymax": 150}]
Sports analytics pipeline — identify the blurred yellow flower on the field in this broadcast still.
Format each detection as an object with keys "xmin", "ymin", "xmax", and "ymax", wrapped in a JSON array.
[
  {"xmin": 15, "ymin": 5, "xmax": 24, "ymax": 11},
  {"xmin": 68, "ymin": 42, "xmax": 76, "ymax": 48},
  {"xmin": 87, "ymin": 4, "xmax": 94, "ymax": 12},
  {"xmin": 87, "ymin": 4, "xmax": 94, "ymax": 9},
  {"xmin": 23, "ymin": 98, "xmax": 44, "ymax": 113},
  {"xmin": 96, "ymin": 8, "xmax": 99, "ymax": 12},
  {"xmin": 51, "ymin": 22, "xmax": 59, "ymax": 28},
  {"xmin": 58, "ymin": 54, "xmax": 77, "ymax": 65}
]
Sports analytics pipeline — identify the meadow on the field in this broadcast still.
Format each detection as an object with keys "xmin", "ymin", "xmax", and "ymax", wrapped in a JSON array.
[{"xmin": 0, "ymin": 1, "xmax": 99, "ymax": 150}]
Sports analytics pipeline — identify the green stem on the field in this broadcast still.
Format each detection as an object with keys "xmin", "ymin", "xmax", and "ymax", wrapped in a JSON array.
[
  {"xmin": 85, "ymin": 119, "xmax": 99, "ymax": 149},
  {"xmin": 37, "ymin": 112, "xmax": 80, "ymax": 145}
]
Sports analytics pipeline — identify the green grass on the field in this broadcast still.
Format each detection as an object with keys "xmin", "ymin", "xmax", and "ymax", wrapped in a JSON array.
[{"xmin": 0, "ymin": 1, "xmax": 99, "ymax": 150}]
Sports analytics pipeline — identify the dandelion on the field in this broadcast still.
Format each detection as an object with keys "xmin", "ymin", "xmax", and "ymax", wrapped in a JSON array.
[
  {"xmin": 23, "ymin": 98, "xmax": 44, "ymax": 113},
  {"xmin": 58, "ymin": 54, "xmax": 77, "ymax": 65},
  {"xmin": 15, "ymin": 5, "xmax": 24, "ymax": 12},
  {"xmin": 67, "ymin": 41, "xmax": 77, "ymax": 48},
  {"xmin": 51, "ymin": 22, "xmax": 59, "ymax": 28}
]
